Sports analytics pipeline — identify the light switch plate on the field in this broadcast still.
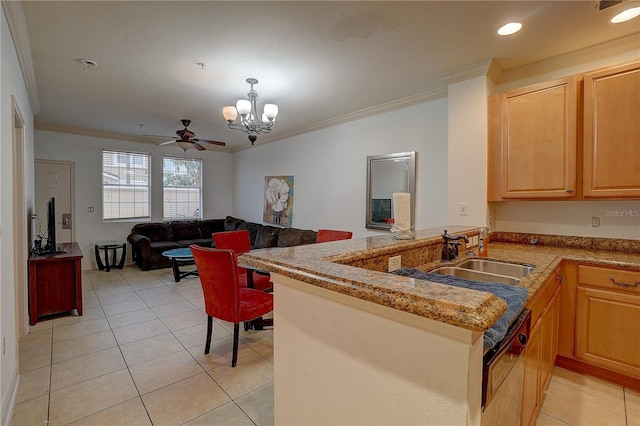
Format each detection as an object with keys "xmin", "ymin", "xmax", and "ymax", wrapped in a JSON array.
[{"xmin": 388, "ymin": 255, "xmax": 402, "ymax": 272}]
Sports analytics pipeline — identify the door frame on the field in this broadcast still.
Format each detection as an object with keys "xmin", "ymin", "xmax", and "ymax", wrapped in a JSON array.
[{"xmin": 12, "ymin": 96, "xmax": 29, "ymax": 337}]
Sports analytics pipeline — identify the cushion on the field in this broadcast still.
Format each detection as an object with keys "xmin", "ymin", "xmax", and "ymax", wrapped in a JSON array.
[
  {"xmin": 149, "ymin": 241, "xmax": 182, "ymax": 255},
  {"xmin": 238, "ymin": 222, "xmax": 263, "ymax": 247},
  {"xmin": 224, "ymin": 216, "xmax": 245, "ymax": 231},
  {"xmin": 253, "ymin": 226, "xmax": 282, "ymax": 249},
  {"xmin": 278, "ymin": 228, "xmax": 318, "ymax": 247},
  {"xmin": 199, "ymin": 219, "xmax": 225, "ymax": 239},
  {"xmin": 176, "ymin": 238, "xmax": 212, "ymax": 248},
  {"xmin": 170, "ymin": 220, "xmax": 202, "ymax": 241},
  {"xmin": 131, "ymin": 223, "xmax": 173, "ymax": 243}
]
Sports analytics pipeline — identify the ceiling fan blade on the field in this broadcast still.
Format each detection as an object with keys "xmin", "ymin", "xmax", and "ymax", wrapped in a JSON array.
[
  {"xmin": 143, "ymin": 134, "xmax": 175, "ymax": 139},
  {"xmin": 192, "ymin": 138, "xmax": 226, "ymax": 147},
  {"xmin": 158, "ymin": 140, "xmax": 178, "ymax": 146},
  {"xmin": 194, "ymin": 143, "xmax": 206, "ymax": 151}
]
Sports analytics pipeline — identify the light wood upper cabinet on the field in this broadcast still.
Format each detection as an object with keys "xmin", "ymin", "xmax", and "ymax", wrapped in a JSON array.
[
  {"xmin": 583, "ymin": 61, "xmax": 640, "ymax": 198},
  {"xmin": 488, "ymin": 60, "xmax": 640, "ymax": 201},
  {"xmin": 488, "ymin": 76, "xmax": 578, "ymax": 200}
]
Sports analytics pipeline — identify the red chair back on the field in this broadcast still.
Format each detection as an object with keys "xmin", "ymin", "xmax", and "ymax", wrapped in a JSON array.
[
  {"xmin": 213, "ymin": 230, "xmax": 251, "ymax": 256},
  {"xmin": 317, "ymin": 229, "xmax": 353, "ymax": 243},
  {"xmin": 190, "ymin": 246, "xmax": 240, "ymax": 323},
  {"xmin": 213, "ymin": 230, "xmax": 251, "ymax": 275}
]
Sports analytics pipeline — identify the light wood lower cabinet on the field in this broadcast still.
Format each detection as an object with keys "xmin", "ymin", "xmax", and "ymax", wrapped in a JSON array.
[
  {"xmin": 576, "ymin": 287, "xmax": 640, "ymax": 377},
  {"xmin": 557, "ymin": 263, "xmax": 640, "ymax": 387},
  {"xmin": 521, "ymin": 271, "xmax": 561, "ymax": 426}
]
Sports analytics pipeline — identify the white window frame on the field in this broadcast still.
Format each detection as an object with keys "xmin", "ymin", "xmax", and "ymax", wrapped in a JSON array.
[
  {"xmin": 162, "ymin": 156, "xmax": 203, "ymax": 220},
  {"xmin": 102, "ymin": 150, "xmax": 151, "ymax": 221}
]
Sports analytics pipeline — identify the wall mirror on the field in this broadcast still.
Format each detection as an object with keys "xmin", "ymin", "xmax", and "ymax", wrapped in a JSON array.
[{"xmin": 366, "ymin": 151, "xmax": 416, "ymax": 230}]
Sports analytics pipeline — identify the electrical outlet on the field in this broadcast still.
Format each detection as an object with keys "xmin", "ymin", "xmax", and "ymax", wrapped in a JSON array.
[
  {"xmin": 471, "ymin": 236, "xmax": 479, "ymax": 247},
  {"xmin": 459, "ymin": 203, "xmax": 468, "ymax": 216},
  {"xmin": 388, "ymin": 255, "xmax": 402, "ymax": 272},
  {"xmin": 592, "ymin": 216, "xmax": 600, "ymax": 227}
]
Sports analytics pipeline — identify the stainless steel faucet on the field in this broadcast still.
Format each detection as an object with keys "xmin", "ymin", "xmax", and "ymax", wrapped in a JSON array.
[{"xmin": 441, "ymin": 229, "xmax": 469, "ymax": 262}]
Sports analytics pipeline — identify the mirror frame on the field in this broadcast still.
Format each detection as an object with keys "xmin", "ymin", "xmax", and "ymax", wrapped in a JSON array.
[{"xmin": 366, "ymin": 151, "xmax": 416, "ymax": 231}]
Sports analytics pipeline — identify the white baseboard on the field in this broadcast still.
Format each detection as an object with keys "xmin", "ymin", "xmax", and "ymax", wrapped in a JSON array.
[{"xmin": 1, "ymin": 368, "xmax": 20, "ymax": 426}]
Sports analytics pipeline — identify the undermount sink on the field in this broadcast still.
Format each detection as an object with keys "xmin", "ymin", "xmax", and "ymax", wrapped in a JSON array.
[
  {"xmin": 456, "ymin": 259, "xmax": 535, "ymax": 279},
  {"xmin": 430, "ymin": 259, "xmax": 535, "ymax": 285},
  {"xmin": 430, "ymin": 267, "xmax": 522, "ymax": 286}
]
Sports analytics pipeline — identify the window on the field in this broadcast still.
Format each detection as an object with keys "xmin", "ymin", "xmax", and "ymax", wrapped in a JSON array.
[
  {"xmin": 102, "ymin": 150, "xmax": 150, "ymax": 220},
  {"xmin": 163, "ymin": 156, "xmax": 202, "ymax": 220}
]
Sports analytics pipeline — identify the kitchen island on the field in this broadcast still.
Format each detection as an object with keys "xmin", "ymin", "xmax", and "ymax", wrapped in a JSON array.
[{"xmin": 239, "ymin": 227, "xmax": 640, "ymax": 425}]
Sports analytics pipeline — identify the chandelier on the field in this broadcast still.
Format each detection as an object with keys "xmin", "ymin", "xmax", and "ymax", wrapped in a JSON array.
[{"xmin": 222, "ymin": 78, "xmax": 278, "ymax": 145}]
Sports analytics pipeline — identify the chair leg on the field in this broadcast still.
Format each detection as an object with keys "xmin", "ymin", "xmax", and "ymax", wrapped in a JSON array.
[
  {"xmin": 232, "ymin": 323, "xmax": 240, "ymax": 367},
  {"xmin": 204, "ymin": 315, "xmax": 213, "ymax": 355}
]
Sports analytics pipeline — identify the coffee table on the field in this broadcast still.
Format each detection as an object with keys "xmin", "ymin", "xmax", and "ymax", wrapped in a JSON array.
[{"xmin": 162, "ymin": 248, "xmax": 198, "ymax": 282}]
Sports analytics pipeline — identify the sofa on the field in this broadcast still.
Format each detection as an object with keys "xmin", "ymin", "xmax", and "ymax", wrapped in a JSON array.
[{"xmin": 127, "ymin": 216, "xmax": 318, "ymax": 270}]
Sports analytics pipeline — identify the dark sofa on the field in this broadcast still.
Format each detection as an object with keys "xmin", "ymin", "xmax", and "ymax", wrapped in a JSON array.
[{"xmin": 127, "ymin": 216, "xmax": 317, "ymax": 270}]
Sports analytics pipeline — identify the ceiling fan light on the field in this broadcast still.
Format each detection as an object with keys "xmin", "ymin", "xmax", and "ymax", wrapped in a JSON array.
[
  {"xmin": 264, "ymin": 103, "xmax": 278, "ymax": 120},
  {"xmin": 611, "ymin": 6, "xmax": 640, "ymax": 23},
  {"xmin": 497, "ymin": 22, "xmax": 522, "ymax": 36},
  {"xmin": 176, "ymin": 140, "xmax": 193, "ymax": 150},
  {"xmin": 223, "ymin": 106, "xmax": 238, "ymax": 123},
  {"xmin": 236, "ymin": 99, "xmax": 251, "ymax": 115}
]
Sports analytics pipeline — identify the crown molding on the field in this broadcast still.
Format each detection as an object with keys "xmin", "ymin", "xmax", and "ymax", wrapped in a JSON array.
[
  {"xmin": 2, "ymin": 1, "xmax": 41, "ymax": 114},
  {"xmin": 34, "ymin": 122, "xmax": 233, "ymax": 153},
  {"xmin": 235, "ymin": 87, "xmax": 449, "ymax": 152},
  {"xmin": 438, "ymin": 59, "xmax": 496, "ymax": 85},
  {"xmin": 497, "ymin": 32, "xmax": 640, "ymax": 83}
]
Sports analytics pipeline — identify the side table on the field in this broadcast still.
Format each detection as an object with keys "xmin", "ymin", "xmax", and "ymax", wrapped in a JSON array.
[
  {"xmin": 29, "ymin": 242, "xmax": 83, "ymax": 325},
  {"xmin": 95, "ymin": 241, "xmax": 126, "ymax": 271}
]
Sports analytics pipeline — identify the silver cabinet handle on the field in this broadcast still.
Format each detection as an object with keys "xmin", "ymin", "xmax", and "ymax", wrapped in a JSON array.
[{"xmin": 610, "ymin": 278, "xmax": 640, "ymax": 288}]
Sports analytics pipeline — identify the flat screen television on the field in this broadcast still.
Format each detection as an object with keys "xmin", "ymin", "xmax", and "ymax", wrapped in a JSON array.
[{"xmin": 42, "ymin": 197, "xmax": 65, "ymax": 254}]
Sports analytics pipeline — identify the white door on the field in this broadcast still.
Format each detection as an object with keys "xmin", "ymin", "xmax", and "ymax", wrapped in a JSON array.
[{"xmin": 34, "ymin": 160, "xmax": 74, "ymax": 244}]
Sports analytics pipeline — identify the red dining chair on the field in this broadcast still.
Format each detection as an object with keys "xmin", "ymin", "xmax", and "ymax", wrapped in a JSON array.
[
  {"xmin": 190, "ymin": 245, "xmax": 273, "ymax": 367},
  {"xmin": 213, "ymin": 230, "xmax": 273, "ymax": 291},
  {"xmin": 317, "ymin": 229, "xmax": 353, "ymax": 243}
]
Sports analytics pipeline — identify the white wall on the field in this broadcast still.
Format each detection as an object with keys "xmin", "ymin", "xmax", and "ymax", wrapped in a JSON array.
[
  {"xmin": 34, "ymin": 130, "xmax": 234, "ymax": 269},
  {"xmin": 232, "ymin": 99, "xmax": 449, "ymax": 238},
  {"xmin": 492, "ymin": 50, "xmax": 640, "ymax": 239},
  {"xmin": 1, "ymin": 6, "xmax": 35, "ymax": 423},
  {"xmin": 447, "ymin": 75, "xmax": 490, "ymax": 227}
]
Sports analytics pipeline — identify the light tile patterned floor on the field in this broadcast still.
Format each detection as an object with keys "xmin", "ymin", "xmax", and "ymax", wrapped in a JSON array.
[
  {"xmin": 11, "ymin": 266, "xmax": 274, "ymax": 426},
  {"xmin": 536, "ymin": 366, "xmax": 639, "ymax": 426},
  {"xmin": 11, "ymin": 266, "xmax": 639, "ymax": 425}
]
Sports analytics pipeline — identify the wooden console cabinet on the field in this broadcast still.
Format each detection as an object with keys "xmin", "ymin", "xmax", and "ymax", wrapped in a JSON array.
[{"xmin": 28, "ymin": 242, "xmax": 83, "ymax": 325}]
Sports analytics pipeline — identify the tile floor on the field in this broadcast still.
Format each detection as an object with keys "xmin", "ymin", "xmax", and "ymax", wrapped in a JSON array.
[
  {"xmin": 10, "ymin": 266, "xmax": 640, "ymax": 426},
  {"xmin": 536, "ymin": 366, "xmax": 639, "ymax": 426},
  {"xmin": 11, "ymin": 266, "xmax": 274, "ymax": 426}
]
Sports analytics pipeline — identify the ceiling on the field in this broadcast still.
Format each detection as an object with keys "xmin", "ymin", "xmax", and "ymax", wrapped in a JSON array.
[{"xmin": 10, "ymin": 1, "xmax": 640, "ymax": 151}]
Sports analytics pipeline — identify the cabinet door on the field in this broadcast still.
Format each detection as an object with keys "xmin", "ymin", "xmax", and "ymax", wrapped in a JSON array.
[
  {"xmin": 500, "ymin": 76, "xmax": 578, "ymax": 199},
  {"xmin": 521, "ymin": 321, "xmax": 542, "ymax": 426},
  {"xmin": 539, "ymin": 289, "xmax": 560, "ymax": 393},
  {"xmin": 583, "ymin": 61, "xmax": 640, "ymax": 198},
  {"xmin": 576, "ymin": 287, "xmax": 640, "ymax": 378}
]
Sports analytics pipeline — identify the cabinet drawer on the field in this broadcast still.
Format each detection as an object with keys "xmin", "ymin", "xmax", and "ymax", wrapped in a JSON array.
[
  {"xmin": 528, "ymin": 268, "xmax": 561, "ymax": 326},
  {"xmin": 577, "ymin": 265, "xmax": 640, "ymax": 295}
]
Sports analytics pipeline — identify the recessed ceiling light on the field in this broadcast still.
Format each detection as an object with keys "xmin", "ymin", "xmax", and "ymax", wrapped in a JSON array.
[
  {"xmin": 611, "ymin": 6, "xmax": 640, "ymax": 23},
  {"xmin": 498, "ymin": 22, "xmax": 523, "ymax": 36}
]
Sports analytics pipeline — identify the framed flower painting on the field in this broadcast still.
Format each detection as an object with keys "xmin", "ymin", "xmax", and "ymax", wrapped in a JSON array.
[{"xmin": 263, "ymin": 176, "xmax": 294, "ymax": 227}]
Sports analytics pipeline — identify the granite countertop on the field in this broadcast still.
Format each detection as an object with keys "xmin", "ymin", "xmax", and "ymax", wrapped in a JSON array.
[{"xmin": 239, "ymin": 226, "xmax": 640, "ymax": 333}]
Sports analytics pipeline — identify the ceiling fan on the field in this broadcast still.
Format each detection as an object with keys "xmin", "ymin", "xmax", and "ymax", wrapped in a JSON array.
[{"xmin": 145, "ymin": 119, "xmax": 226, "ymax": 151}]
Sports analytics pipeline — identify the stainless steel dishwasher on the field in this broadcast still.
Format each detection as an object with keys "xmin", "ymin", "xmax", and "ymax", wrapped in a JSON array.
[{"xmin": 481, "ymin": 309, "xmax": 531, "ymax": 426}]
